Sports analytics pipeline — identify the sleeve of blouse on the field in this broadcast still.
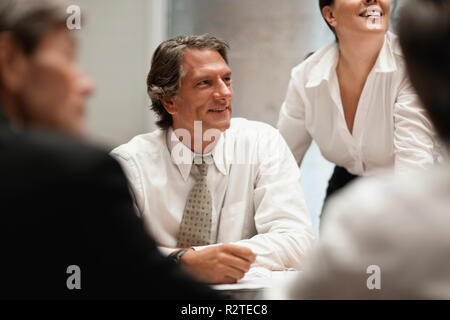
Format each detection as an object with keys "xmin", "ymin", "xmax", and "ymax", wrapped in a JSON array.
[
  {"xmin": 277, "ymin": 71, "xmax": 313, "ymax": 165},
  {"xmin": 393, "ymin": 74, "xmax": 439, "ymax": 174}
]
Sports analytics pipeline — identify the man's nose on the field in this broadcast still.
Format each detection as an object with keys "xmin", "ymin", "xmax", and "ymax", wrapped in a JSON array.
[
  {"xmin": 78, "ymin": 71, "xmax": 95, "ymax": 97},
  {"xmin": 364, "ymin": 0, "xmax": 377, "ymax": 5},
  {"xmin": 214, "ymin": 79, "xmax": 232, "ymax": 99}
]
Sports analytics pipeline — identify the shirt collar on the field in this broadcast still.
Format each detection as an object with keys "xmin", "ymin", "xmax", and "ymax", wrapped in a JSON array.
[
  {"xmin": 372, "ymin": 31, "xmax": 398, "ymax": 73},
  {"xmin": 306, "ymin": 42, "xmax": 339, "ymax": 88},
  {"xmin": 306, "ymin": 32, "xmax": 397, "ymax": 88},
  {"xmin": 166, "ymin": 126, "xmax": 227, "ymax": 181}
]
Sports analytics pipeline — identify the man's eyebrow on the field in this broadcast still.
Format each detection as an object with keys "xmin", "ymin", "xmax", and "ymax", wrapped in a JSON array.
[
  {"xmin": 191, "ymin": 69, "xmax": 232, "ymax": 82},
  {"xmin": 197, "ymin": 70, "xmax": 232, "ymax": 77}
]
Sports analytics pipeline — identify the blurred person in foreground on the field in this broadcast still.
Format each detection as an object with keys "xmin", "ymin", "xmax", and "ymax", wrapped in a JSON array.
[
  {"xmin": 0, "ymin": 0, "xmax": 220, "ymax": 299},
  {"xmin": 286, "ymin": 0, "xmax": 450, "ymax": 299}
]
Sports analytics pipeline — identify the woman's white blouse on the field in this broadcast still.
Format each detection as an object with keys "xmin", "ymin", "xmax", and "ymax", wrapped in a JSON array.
[{"xmin": 278, "ymin": 32, "xmax": 439, "ymax": 176}]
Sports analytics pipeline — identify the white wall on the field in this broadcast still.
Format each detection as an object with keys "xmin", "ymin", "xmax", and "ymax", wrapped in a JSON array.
[{"xmin": 73, "ymin": 0, "xmax": 158, "ymax": 149}]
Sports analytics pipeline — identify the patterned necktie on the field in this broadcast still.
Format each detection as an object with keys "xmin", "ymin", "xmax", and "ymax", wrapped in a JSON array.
[{"xmin": 177, "ymin": 160, "xmax": 212, "ymax": 248}]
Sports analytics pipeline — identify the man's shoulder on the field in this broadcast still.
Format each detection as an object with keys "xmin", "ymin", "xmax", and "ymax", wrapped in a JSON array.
[
  {"xmin": 324, "ymin": 164, "xmax": 450, "ymax": 240},
  {"xmin": 317, "ymin": 164, "xmax": 450, "ymax": 299},
  {"xmin": 1, "ymin": 126, "xmax": 114, "ymax": 175},
  {"xmin": 225, "ymin": 119, "xmax": 288, "ymax": 154},
  {"xmin": 228, "ymin": 118, "xmax": 278, "ymax": 136},
  {"xmin": 110, "ymin": 130, "xmax": 166, "ymax": 161},
  {"xmin": 226, "ymin": 118, "xmax": 283, "ymax": 145},
  {"xmin": 0, "ymin": 125, "xmax": 126, "ymax": 202}
]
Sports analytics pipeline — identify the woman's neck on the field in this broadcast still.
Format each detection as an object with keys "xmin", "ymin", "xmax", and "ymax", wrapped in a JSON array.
[{"xmin": 337, "ymin": 33, "xmax": 385, "ymax": 79}]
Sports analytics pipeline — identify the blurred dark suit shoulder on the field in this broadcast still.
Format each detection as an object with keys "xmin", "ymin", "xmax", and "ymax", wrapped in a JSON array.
[{"xmin": 0, "ymin": 115, "xmax": 219, "ymax": 300}]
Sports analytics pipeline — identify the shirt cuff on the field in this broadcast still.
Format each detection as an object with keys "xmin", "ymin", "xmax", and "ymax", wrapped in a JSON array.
[
  {"xmin": 157, "ymin": 246, "xmax": 179, "ymax": 257},
  {"xmin": 192, "ymin": 243, "xmax": 220, "ymax": 251}
]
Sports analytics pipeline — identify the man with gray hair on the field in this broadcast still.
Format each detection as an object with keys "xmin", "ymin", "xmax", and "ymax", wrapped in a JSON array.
[
  {"xmin": 0, "ymin": 0, "xmax": 219, "ymax": 299},
  {"xmin": 111, "ymin": 34, "xmax": 315, "ymax": 284}
]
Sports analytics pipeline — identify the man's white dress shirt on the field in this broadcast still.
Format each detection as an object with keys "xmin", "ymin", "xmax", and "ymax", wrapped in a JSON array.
[
  {"xmin": 111, "ymin": 118, "xmax": 315, "ymax": 270},
  {"xmin": 278, "ymin": 32, "xmax": 439, "ymax": 176},
  {"xmin": 289, "ymin": 157, "xmax": 450, "ymax": 299}
]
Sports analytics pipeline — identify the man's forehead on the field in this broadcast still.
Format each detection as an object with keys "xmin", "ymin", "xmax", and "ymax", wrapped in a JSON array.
[
  {"xmin": 182, "ymin": 48, "xmax": 230, "ymax": 75},
  {"xmin": 39, "ymin": 25, "xmax": 77, "ymax": 50}
]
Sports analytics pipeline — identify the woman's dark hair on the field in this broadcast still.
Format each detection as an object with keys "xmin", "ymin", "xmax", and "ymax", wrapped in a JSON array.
[{"xmin": 319, "ymin": 0, "xmax": 337, "ymax": 40}]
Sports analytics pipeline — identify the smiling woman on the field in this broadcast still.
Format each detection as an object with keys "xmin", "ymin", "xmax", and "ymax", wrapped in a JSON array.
[
  {"xmin": 277, "ymin": 0, "xmax": 440, "ymax": 229},
  {"xmin": 321, "ymin": 0, "xmax": 390, "ymax": 41}
]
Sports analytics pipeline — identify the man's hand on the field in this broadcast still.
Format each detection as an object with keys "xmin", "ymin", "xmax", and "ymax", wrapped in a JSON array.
[{"xmin": 180, "ymin": 244, "xmax": 257, "ymax": 284}]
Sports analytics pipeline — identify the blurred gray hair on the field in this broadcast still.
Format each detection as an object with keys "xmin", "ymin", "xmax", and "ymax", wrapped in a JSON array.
[{"xmin": 0, "ymin": 0, "xmax": 69, "ymax": 54}]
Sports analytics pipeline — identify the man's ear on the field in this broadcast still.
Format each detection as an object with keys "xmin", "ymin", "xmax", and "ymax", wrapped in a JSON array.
[
  {"xmin": 322, "ymin": 6, "xmax": 337, "ymax": 28},
  {"xmin": 161, "ymin": 96, "xmax": 178, "ymax": 115},
  {"xmin": 0, "ymin": 35, "xmax": 28, "ymax": 93}
]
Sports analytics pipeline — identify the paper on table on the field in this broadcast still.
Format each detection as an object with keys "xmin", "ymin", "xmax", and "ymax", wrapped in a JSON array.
[{"xmin": 211, "ymin": 267, "xmax": 299, "ymax": 291}]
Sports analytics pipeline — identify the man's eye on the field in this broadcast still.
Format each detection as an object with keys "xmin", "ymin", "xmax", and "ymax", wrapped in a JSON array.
[
  {"xmin": 197, "ymin": 80, "xmax": 209, "ymax": 86},
  {"xmin": 223, "ymin": 77, "xmax": 232, "ymax": 83}
]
